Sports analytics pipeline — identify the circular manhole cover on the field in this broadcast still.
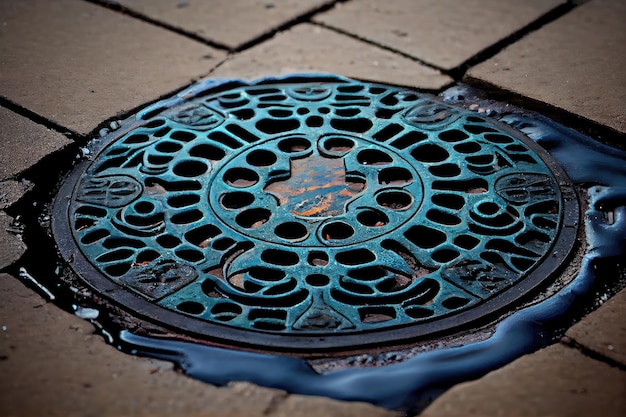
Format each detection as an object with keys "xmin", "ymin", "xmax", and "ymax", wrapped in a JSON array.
[{"xmin": 53, "ymin": 75, "xmax": 578, "ymax": 352}]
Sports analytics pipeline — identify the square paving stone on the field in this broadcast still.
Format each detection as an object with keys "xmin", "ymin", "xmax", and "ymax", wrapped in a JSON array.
[
  {"xmin": 211, "ymin": 24, "xmax": 452, "ymax": 89},
  {"xmin": 0, "ymin": 214, "xmax": 26, "ymax": 270},
  {"xmin": 566, "ymin": 288, "xmax": 626, "ymax": 367},
  {"xmin": 0, "ymin": 106, "xmax": 71, "ymax": 181},
  {"xmin": 421, "ymin": 344, "xmax": 626, "ymax": 417},
  {"xmin": 467, "ymin": 0, "xmax": 626, "ymax": 134},
  {"xmin": 315, "ymin": 0, "xmax": 565, "ymax": 70},
  {"xmin": 0, "ymin": 0, "xmax": 226, "ymax": 135},
  {"xmin": 112, "ymin": 0, "xmax": 335, "ymax": 50}
]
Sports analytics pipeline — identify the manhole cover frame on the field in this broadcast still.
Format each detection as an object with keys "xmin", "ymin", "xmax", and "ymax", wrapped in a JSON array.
[{"xmin": 52, "ymin": 74, "xmax": 580, "ymax": 353}]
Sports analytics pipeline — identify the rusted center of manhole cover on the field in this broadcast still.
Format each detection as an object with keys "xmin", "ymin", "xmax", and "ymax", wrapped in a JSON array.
[{"xmin": 53, "ymin": 75, "xmax": 578, "ymax": 351}]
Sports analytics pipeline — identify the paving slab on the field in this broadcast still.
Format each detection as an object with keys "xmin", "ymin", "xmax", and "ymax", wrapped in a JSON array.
[
  {"xmin": 566, "ymin": 288, "xmax": 626, "ymax": 367},
  {"xmin": 112, "ymin": 0, "xmax": 334, "ymax": 50},
  {"xmin": 0, "ymin": 106, "xmax": 71, "ymax": 181},
  {"xmin": 211, "ymin": 23, "xmax": 452, "ymax": 89},
  {"xmin": 0, "ymin": 273, "xmax": 394, "ymax": 417},
  {"xmin": 0, "ymin": 180, "xmax": 32, "ymax": 209},
  {"xmin": 467, "ymin": 0, "xmax": 626, "ymax": 134},
  {"xmin": 0, "ymin": 214, "xmax": 25, "ymax": 270},
  {"xmin": 421, "ymin": 343, "xmax": 626, "ymax": 417},
  {"xmin": 0, "ymin": 0, "xmax": 225, "ymax": 135},
  {"xmin": 314, "ymin": 0, "xmax": 565, "ymax": 70}
]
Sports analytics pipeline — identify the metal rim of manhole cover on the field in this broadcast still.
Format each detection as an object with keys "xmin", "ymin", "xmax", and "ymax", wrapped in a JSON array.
[{"xmin": 52, "ymin": 74, "xmax": 579, "ymax": 352}]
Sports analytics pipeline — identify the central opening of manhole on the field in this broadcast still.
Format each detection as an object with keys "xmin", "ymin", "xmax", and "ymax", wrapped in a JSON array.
[{"xmin": 52, "ymin": 75, "xmax": 578, "ymax": 352}]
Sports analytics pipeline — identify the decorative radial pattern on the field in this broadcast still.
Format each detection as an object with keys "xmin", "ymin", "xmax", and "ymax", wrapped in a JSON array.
[{"xmin": 59, "ymin": 75, "xmax": 577, "ymax": 346}]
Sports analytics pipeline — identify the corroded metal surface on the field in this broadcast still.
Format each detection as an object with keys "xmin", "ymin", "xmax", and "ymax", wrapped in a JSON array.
[{"xmin": 53, "ymin": 75, "xmax": 578, "ymax": 351}]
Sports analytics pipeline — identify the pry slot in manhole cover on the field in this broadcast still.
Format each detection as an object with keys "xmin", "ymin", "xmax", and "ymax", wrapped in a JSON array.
[{"xmin": 53, "ymin": 75, "xmax": 578, "ymax": 352}]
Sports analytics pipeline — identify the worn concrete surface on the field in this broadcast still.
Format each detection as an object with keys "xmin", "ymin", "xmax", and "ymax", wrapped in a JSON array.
[
  {"xmin": 566, "ymin": 288, "xmax": 626, "ymax": 367},
  {"xmin": 212, "ymin": 23, "xmax": 452, "ymax": 89},
  {"xmin": 315, "ymin": 0, "xmax": 565, "ymax": 70},
  {"xmin": 422, "ymin": 344, "xmax": 626, "ymax": 417},
  {"xmin": 468, "ymin": 0, "xmax": 626, "ymax": 133},
  {"xmin": 0, "ymin": 215, "xmax": 25, "ymax": 270},
  {"xmin": 113, "ymin": 0, "xmax": 335, "ymax": 50},
  {"xmin": 1, "ymin": 0, "xmax": 625, "ymax": 416},
  {"xmin": 0, "ymin": 0, "xmax": 225, "ymax": 135},
  {"xmin": 0, "ymin": 106, "xmax": 71, "ymax": 181},
  {"xmin": 0, "ymin": 274, "xmax": 394, "ymax": 417},
  {"xmin": 0, "ymin": 180, "xmax": 32, "ymax": 210}
]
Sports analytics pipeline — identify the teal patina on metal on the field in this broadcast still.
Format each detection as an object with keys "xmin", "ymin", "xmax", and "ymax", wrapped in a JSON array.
[{"xmin": 54, "ymin": 75, "xmax": 578, "ymax": 351}]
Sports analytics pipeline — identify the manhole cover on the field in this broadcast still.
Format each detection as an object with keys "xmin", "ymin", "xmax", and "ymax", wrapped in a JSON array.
[{"xmin": 53, "ymin": 75, "xmax": 578, "ymax": 352}]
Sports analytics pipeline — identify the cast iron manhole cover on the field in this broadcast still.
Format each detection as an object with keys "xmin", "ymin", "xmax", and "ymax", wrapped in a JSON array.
[{"xmin": 53, "ymin": 75, "xmax": 578, "ymax": 351}]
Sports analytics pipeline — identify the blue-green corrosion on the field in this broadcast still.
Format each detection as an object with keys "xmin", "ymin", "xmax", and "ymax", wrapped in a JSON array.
[
  {"xmin": 66, "ymin": 74, "xmax": 574, "ymax": 349},
  {"xmin": 108, "ymin": 77, "xmax": 625, "ymax": 411}
]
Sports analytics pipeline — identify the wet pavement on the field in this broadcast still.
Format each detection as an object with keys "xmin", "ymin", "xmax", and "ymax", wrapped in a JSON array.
[{"xmin": 1, "ymin": 0, "xmax": 625, "ymax": 416}]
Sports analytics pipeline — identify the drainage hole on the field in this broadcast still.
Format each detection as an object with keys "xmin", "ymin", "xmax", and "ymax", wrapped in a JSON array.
[
  {"xmin": 261, "ymin": 249, "xmax": 299, "ymax": 266},
  {"xmin": 123, "ymin": 133, "xmax": 150, "ymax": 144},
  {"xmin": 211, "ymin": 303, "xmax": 242, "ymax": 321},
  {"xmin": 246, "ymin": 149, "xmax": 277, "ymax": 167},
  {"xmin": 431, "ymin": 248, "xmax": 460, "ymax": 263},
  {"xmin": 104, "ymin": 263, "xmax": 131, "ymax": 277},
  {"xmin": 376, "ymin": 190, "xmax": 412, "ymax": 210},
  {"xmin": 80, "ymin": 228, "xmax": 110, "ymax": 244},
  {"xmin": 378, "ymin": 167, "xmax": 413, "ymax": 185},
  {"xmin": 223, "ymin": 168, "xmax": 259, "ymax": 188},
  {"xmin": 278, "ymin": 137, "xmax": 311, "ymax": 153},
  {"xmin": 167, "ymin": 193, "xmax": 200, "ymax": 208},
  {"xmin": 454, "ymin": 234, "xmax": 480, "ymax": 250},
  {"xmin": 307, "ymin": 251, "xmax": 329, "ymax": 266},
  {"xmin": 306, "ymin": 274, "xmax": 330, "ymax": 287},
  {"xmin": 156, "ymin": 234, "xmax": 181, "ymax": 249},
  {"xmin": 133, "ymin": 201, "xmax": 154, "ymax": 214},
  {"xmin": 212, "ymin": 237, "xmax": 236, "ymax": 250},
  {"xmin": 249, "ymin": 266, "xmax": 286, "ymax": 281},
  {"xmin": 177, "ymin": 301, "xmax": 205, "ymax": 315},
  {"xmin": 173, "ymin": 160, "xmax": 208, "ymax": 178},
  {"xmin": 335, "ymin": 249, "xmax": 376, "ymax": 265},
  {"xmin": 235, "ymin": 208, "xmax": 271, "ymax": 228},
  {"xmin": 175, "ymin": 248, "xmax": 204, "ymax": 263},
  {"xmin": 190, "ymin": 144, "xmax": 226, "ymax": 160},
  {"xmin": 221, "ymin": 191, "xmax": 255, "ymax": 209},
  {"xmin": 429, "ymin": 163, "xmax": 461, "ymax": 178},
  {"xmin": 323, "ymin": 137, "xmax": 355, "ymax": 154},
  {"xmin": 96, "ymin": 248, "xmax": 134, "ymax": 263},
  {"xmin": 306, "ymin": 116, "xmax": 323, "ymax": 127},
  {"xmin": 359, "ymin": 306, "xmax": 396, "ymax": 323},
  {"xmin": 439, "ymin": 129, "xmax": 469, "ymax": 142},
  {"xmin": 432, "ymin": 193, "xmax": 465, "ymax": 209},
  {"xmin": 411, "ymin": 144, "xmax": 449, "ymax": 163},
  {"xmin": 484, "ymin": 133, "xmax": 514, "ymax": 144},
  {"xmin": 274, "ymin": 222, "xmax": 308, "ymax": 240},
  {"xmin": 356, "ymin": 209, "xmax": 388, "ymax": 227},
  {"xmin": 184, "ymin": 224, "xmax": 220, "ymax": 247},
  {"xmin": 136, "ymin": 250, "xmax": 160, "ymax": 263},
  {"xmin": 357, "ymin": 149, "xmax": 392, "ymax": 165},
  {"xmin": 426, "ymin": 209, "xmax": 462, "ymax": 226},
  {"xmin": 477, "ymin": 201, "xmax": 500, "ymax": 216},
  {"xmin": 170, "ymin": 209, "xmax": 203, "ymax": 224},
  {"xmin": 322, "ymin": 222, "xmax": 354, "ymax": 240},
  {"xmin": 442, "ymin": 296, "xmax": 470, "ymax": 309},
  {"xmin": 405, "ymin": 306, "xmax": 434, "ymax": 319},
  {"xmin": 170, "ymin": 130, "xmax": 197, "ymax": 142},
  {"xmin": 155, "ymin": 140, "xmax": 182, "ymax": 153}
]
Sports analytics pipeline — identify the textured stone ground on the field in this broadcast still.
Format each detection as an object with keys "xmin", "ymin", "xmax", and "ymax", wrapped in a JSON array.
[{"xmin": 1, "ymin": 0, "xmax": 624, "ymax": 416}]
